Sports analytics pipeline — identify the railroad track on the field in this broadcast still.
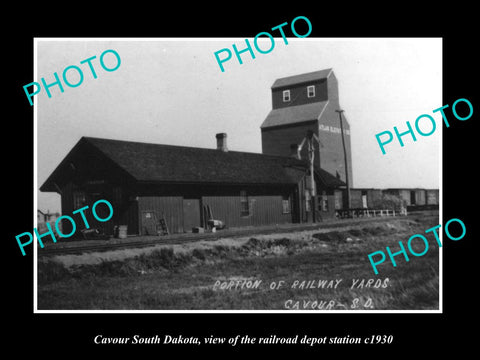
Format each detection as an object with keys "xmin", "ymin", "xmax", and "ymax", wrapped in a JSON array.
[{"xmin": 38, "ymin": 212, "xmax": 438, "ymax": 256}]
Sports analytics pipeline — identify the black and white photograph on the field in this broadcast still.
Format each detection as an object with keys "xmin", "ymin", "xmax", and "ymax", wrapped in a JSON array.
[{"xmin": 34, "ymin": 38, "xmax": 442, "ymax": 312}]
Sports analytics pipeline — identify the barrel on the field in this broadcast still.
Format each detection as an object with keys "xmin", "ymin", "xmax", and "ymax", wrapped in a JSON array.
[{"xmin": 118, "ymin": 225, "xmax": 128, "ymax": 239}]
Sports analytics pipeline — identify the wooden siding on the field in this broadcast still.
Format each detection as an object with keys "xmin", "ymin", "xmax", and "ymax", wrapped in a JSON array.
[
  {"xmin": 57, "ymin": 175, "xmax": 343, "ymax": 238},
  {"xmin": 261, "ymin": 120, "xmax": 319, "ymax": 159},
  {"xmin": 118, "ymin": 199, "xmax": 139, "ymax": 235},
  {"xmin": 261, "ymin": 111, "xmax": 353, "ymax": 187},
  {"xmin": 202, "ymin": 194, "xmax": 292, "ymax": 228},
  {"xmin": 55, "ymin": 143, "xmax": 140, "ymax": 236},
  {"xmin": 295, "ymin": 176, "xmax": 337, "ymax": 222},
  {"xmin": 397, "ymin": 190, "xmax": 411, "ymax": 205},
  {"xmin": 367, "ymin": 190, "xmax": 384, "ymax": 208},
  {"xmin": 334, "ymin": 190, "xmax": 343, "ymax": 210},
  {"xmin": 136, "ymin": 189, "xmax": 297, "ymax": 234},
  {"xmin": 60, "ymin": 181, "xmax": 74, "ymax": 235},
  {"xmin": 414, "ymin": 190, "xmax": 426, "ymax": 206},
  {"xmin": 134, "ymin": 183, "xmax": 301, "ymax": 233},
  {"xmin": 426, "ymin": 189, "xmax": 439, "ymax": 205},
  {"xmin": 263, "ymin": 70, "xmax": 352, "ymax": 187},
  {"xmin": 272, "ymin": 79, "xmax": 328, "ymax": 109},
  {"xmin": 138, "ymin": 196, "xmax": 184, "ymax": 234},
  {"xmin": 316, "ymin": 101, "xmax": 353, "ymax": 186},
  {"xmin": 316, "ymin": 194, "xmax": 336, "ymax": 220},
  {"xmin": 349, "ymin": 189, "xmax": 383, "ymax": 209},
  {"xmin": 349, "ymin": 189, "xmax": 362, "ymax": 208},
  {"xmin": 59, "ymin": 180, "xmax": 139, "ymax": 236},
  {"xmin": 383, "ymin": 189, "xmax": 436, "ymax": 207}
]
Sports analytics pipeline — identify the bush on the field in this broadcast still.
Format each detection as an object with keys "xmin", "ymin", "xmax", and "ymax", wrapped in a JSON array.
[
  {"xmin": 312, "ymin": 231, "xmax": 345, "ymax": 242},
  {"xmin": 348, "ymin": 228, "xmax": 364, "ymax": 237},
  {"xmin": 135, "ymin": 248, "xmax": 192, "ymax": 271},
  {"xmin": 192, "ymin": 248, "xmax": 206, "ymax": 260},
  {"xmin": 245, "ymin": 238, "xmax": 260, "ymax": 247},
  {"xmin": 38, "ymin": 261, "xmax": 71, "ymax": 284},
  {"xmin": 273, "ymin": 238, "xmax": 291, "ymax": 247},
  {"xmin": 377, "ymin": 194, "xmax": 407, "ymax": 211},
  {"xmin": 361, "ymin": 226, "xmax": 386, "ymax": 235}
]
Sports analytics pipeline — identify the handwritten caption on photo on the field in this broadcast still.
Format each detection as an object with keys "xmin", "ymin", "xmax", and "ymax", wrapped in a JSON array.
[{"xmin": 213, "ymin": 277, "xmax": 390, "ymax": 310}]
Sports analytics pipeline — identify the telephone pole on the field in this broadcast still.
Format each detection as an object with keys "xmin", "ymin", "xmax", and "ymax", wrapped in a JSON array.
[
  {"xmin": 306, "ymin": 130, "xmax": 316, "ymax": 223},
  {"xmin": 336, "ymin": 109, "xmax": 351, "ymax": 210}
]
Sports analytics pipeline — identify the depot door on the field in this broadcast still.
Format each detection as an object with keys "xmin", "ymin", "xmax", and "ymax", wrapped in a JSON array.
[
  {"xmin": 183, "ymin": 199, "xmax": 201, "ymax": 232},
  {"xmin": 410, "ymin": 191, "xmax": 416, "ymax": 205},
  {"xmin": 141, "ymin": 211, "xmax": 157, "ymax": 235},
  {"xmin": 362, "ymin": 191, "xmax": 368, "ymax": 208}
]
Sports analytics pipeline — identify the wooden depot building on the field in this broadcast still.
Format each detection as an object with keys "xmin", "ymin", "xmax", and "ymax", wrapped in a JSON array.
[{"xmin": 40, "ymin": 134, "xmax": 345, "ymax": 236}]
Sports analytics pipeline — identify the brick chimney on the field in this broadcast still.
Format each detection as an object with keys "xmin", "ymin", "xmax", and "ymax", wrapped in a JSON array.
[
  {"xmin": 290, "ymin": 143, "xmax": 301, "ymax": 159},
  {"xmin": 216, "ymin": 133, "xmax": 228, "ymax": 152}
]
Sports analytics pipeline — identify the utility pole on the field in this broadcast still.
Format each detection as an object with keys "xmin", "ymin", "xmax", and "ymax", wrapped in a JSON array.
[
  {"xmin": 336, "ymin": 109, "xmax": 351, "ymax": 211},
  {"xmin": 306, "ymin": 130, "xmax": 316, "ymax": 223}
]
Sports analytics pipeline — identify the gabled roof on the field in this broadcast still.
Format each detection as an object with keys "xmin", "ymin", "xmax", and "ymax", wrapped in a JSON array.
[
  {"xmin": 261, "ymin": 101, "xmax": 328, "ymax": 129},
  {"xmin": 271, "ymin": 69, "xmax": 332, "ymax": 89},
  {"xmin": 40, "ymin": 137, "xmax": 345, "ymax": 191}
]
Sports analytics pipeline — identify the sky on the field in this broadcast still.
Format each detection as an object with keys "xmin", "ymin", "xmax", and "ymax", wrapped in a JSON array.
[{"xmin": 35, "ymin": 38, "xmax": 442, "ymax": 214}]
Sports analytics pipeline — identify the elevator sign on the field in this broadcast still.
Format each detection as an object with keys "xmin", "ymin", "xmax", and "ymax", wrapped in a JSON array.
[{"xmin": 319, "ymin": 124, "xmax": 350, "ymax": 135}]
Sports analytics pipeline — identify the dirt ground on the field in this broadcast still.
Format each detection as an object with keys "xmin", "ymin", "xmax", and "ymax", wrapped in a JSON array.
[{"xmin": 37, "ymin": 211, "xmax": 440, "ymax": 311}]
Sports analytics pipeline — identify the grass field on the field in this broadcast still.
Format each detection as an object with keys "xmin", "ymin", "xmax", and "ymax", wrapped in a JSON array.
[{"xmin": 37, "ymin": 212, "xmax": 440, "ymax": 311}]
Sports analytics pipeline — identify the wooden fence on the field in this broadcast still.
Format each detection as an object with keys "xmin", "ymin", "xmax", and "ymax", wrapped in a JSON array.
[{"xmin": 336, "ymin": 208, "xmax": 408, "ymax": 219}]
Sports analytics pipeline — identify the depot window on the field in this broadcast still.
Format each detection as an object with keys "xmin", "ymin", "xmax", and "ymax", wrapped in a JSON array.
[
  {"xmin": 307, "ymin": 85, "xmax": 315, "ymax": 98},
  {"xmin": 282, "ymin": 195, "xmax": 291, "ymax": 214},
  {"xmin": 240, "ymin": 190, "xmax": 250, "ymax": 217},
  {"xmin": 318, "ymin": 195, "xmax": 328, "ymax": 212},
  {"xmin": 73, "ymin": 191, "xmax": 87, "ymax": 209},
  {"xmin": 283, "ymin": 90, "xmax": 290, "ymax": 102}
]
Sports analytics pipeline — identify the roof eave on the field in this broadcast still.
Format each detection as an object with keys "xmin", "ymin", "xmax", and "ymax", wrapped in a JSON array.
[
  {"xmin": 271, "ymin": 69, "xmax": 333, "ymax": 89},
  {"xmin": 39, "ymin": 137, "xmax": 138, "ymax": 192},
  {"xmin": 135, "ymin": 180, "xmax": 298, "ymax": 187}
]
